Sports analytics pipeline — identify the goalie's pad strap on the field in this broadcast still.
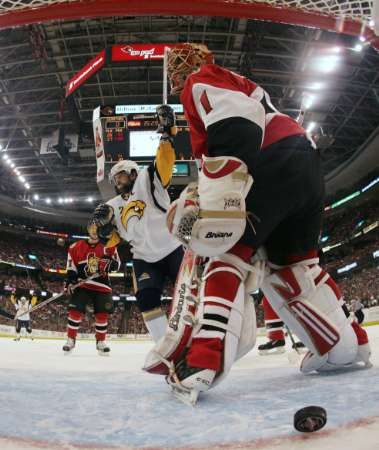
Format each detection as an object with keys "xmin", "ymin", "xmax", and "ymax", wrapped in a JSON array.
[
  {"xmin": 199, "ymin": 316, "xmax": 243, "ymax": 338},
  {"xmin": 199, "ymin": 210, "xmax": 246, "ymax": 219}
]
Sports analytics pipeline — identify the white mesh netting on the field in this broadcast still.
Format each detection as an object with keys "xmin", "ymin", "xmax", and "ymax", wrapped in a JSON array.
[{"xmin": 0, "ymin": 0, "xmax": 374, "ymax": 22}]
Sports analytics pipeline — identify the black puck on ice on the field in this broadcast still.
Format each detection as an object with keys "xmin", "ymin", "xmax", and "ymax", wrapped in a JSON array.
[{"xmin": 294, "ymin": 406, "xmax": 327, "ymax": 433}]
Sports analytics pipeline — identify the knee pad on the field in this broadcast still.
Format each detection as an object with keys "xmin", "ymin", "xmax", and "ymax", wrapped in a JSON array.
[
  {"xmin": 262, "ymin": 262, "xmax": 357, "ymax": 369},
  {"xmin": 136, "ymin": 288, "xmax": 162, "ymax": 313}
]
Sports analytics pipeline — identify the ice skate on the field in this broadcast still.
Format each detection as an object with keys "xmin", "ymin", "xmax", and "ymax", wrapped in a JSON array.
[
  {"xmin": 14, "ymin": 335, "xmax": 21, "ymax": 342},
  {"xmin": 63, "ymin": 337, "xmax": 75, "ymax": 354},
  {"xmin": 96, "ymin": 340, "xmax": 110, "ymax": 356},
  {"xmin": 258, "ymin": 339, "xmax": 285, "ymax": 355}
]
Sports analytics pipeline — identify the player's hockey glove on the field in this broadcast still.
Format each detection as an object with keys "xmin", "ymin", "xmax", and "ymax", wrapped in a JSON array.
[
  {"xmin": 64, "ymin": 271, "xmax": 78, "ymax": 295},
  {"xmin": 156, "ymin": 104, "xmax": 177, "ymax": 142},
  {"xmin": 92, "ymin": 203, "xmax": 114, "ymax": 227},
  {"xmin": 98, "ymin": 257, "xmax": 119, "ymax": 275},
  {"xmin": 91, "ymin": 203, "xmax": 117, "ymax": 244}
]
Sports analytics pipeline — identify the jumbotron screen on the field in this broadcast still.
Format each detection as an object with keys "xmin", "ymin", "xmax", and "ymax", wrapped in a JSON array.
[{"xmin": 129, "ymin": 130, "xmax": 161, "ymax": 157}]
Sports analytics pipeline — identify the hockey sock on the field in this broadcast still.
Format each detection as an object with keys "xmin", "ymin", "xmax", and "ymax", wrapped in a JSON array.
[
  {"xmin": 262, "ymin": 296, "xmax": 285, "ymax": 341},
  {"xmin": 95, "ymin": 312, "xmax": 108, "ymax": 341},
  {"xmin": 67, "ymin": 310, "xmax": 82, "ymax": 339}
]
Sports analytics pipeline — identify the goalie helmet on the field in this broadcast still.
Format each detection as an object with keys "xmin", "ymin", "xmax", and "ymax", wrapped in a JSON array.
[
  {"xmin": 167, "ymin": 43, "xmax": 214, "ymax": 95},
  {"xmin": 109, "ymin": 160, "xmax": 140, "ymax": 195},
  {"xmin": 20, "ymin": 296, "xmax": 27, "ymax": 303}
]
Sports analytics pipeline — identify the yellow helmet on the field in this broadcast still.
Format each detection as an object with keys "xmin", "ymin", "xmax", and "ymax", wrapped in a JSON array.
[{"xmin": 167, "ymin": 43, "xmax": 214, "ymax": 95}]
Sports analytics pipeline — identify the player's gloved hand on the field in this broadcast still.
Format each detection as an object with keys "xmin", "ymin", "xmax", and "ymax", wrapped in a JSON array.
[
  {"xmin": 92, "ymin": 203, "xmax": 114, "ymax": 227},
  {"xmin": 156, "ymin": 105, "xmax": 177, "ymax": 141},
  {"xmin": 98, "ymin": 258, "xmax": 111, "ymax": 276},
  {"xmin": 64, "ymin": 279, "xmax": 78, "ymax": 295}
]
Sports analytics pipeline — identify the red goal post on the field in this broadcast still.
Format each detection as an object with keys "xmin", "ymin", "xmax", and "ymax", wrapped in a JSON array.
[{"xmin": 0, "ymin": 0, "xmax": 378, "ymax": 49}]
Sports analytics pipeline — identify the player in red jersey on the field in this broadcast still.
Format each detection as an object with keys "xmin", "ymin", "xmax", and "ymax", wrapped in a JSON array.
[
  {"xmin": 145, "ymin": 43, "xmax": 371, "ymax": 404},
  {"xmin": 63, "ymin": 224, "xmax": 120, "ymax": 355}
]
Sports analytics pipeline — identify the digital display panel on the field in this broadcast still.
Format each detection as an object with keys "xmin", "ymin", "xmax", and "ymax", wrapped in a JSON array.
[{"xmin": 129, "ymin": 130, "xmax": 161, "ymax": 157}]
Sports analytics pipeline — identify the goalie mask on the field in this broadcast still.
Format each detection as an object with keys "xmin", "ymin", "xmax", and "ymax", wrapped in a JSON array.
[
  {"xmin": 109, "ymin": 160, "xmax": 139, "ymax": 195},
  {"xmin": 167, "ymin": 43, "xmax": 214, "ymax": 95}
]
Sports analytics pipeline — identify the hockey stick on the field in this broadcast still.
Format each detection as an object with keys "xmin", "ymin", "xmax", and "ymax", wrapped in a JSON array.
[
  {"xmin": 285, "ymin": 325, "xmax": 300, "ymax": 354},
  {"xmin": 14, "ymin": 274, "xmax": 99, "ymax": 320}
]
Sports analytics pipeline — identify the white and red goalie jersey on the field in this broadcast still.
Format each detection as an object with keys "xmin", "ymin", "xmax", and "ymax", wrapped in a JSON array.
[{"xmin": 180, "ymin": 63, "xmax": 305, "ymax": 162}]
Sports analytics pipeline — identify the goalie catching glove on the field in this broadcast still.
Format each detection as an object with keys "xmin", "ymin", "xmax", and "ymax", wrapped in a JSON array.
[{"xmin": 166, "ymin": 155, "xmax": 253, "ymax": 257}]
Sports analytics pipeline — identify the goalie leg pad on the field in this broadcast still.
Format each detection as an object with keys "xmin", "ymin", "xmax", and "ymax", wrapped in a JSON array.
[
  {"xmin": 262, "ymin": 263, "xmax": 359, "ymax": 372},
  {"xmin": 143, "ymin": 248, "xmax": 257, "ymax": 383},
  {"xmin": 143, "ymin": 249, "xmax": 200, "ymax": 375},
  {"xmin": 184, "ymin": 251, "xmax": 257, "ymax": 388}
]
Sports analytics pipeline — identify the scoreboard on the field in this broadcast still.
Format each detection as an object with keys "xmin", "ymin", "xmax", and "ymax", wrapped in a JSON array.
[
  {"xmin": 93, "ymin": 104, "xmax": 191, "ymax": 183},
  {"xmin": 93, "ymin": 104, "xmax": 190, "ymax": 161}
]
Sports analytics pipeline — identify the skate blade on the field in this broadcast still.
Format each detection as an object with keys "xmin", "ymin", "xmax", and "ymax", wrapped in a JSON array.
[
  {"xmin": 258, "ymin": 347, "xmax": 286, "ymax": 356},
  {"xmin": 171, "ymin": 384, "xmax": 199, "ymax": 406},
  {"xmin": 98, "ymin": 351, "xmax": 110, "ymax": 356}
]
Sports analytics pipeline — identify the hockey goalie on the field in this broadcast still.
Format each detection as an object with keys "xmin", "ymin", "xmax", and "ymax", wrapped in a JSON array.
[{"xmin": 144, "ymin": 43, "xmax": 371, "ymax": 405}]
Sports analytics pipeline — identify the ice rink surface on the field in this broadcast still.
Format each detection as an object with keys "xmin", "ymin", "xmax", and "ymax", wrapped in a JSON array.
[{"xmin": 0, "ymin": 327, "xmax": 378, "ymax": 450}]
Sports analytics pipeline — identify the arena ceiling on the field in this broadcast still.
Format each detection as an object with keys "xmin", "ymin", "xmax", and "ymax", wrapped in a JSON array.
[{"xmin": 0, "ymin": 15, "xmax": 378, "ymax": 210}]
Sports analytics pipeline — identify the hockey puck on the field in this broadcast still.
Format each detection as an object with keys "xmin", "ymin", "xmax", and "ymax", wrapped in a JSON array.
[{"xmin": 294, "ymin": 406, "xmax": 327, "ymax": 432}]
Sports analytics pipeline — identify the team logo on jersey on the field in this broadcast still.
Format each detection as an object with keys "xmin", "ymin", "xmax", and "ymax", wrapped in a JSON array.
[
  {"xmin": 120, "ymin": 200, "xmax": 146, "ymax": 230},
  {"xmin": 85, "ymin": 253, "xmax": 99, "ymax": 275}
]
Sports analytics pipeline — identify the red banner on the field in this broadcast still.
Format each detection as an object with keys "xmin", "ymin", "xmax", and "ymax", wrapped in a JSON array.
[
  {"xmin": 111, "ymin": 44, "xmax": 170, "ymax": 61},
  {"xmin": 65, "ymin": 50, "xmax": 106, "ymax": 97}
]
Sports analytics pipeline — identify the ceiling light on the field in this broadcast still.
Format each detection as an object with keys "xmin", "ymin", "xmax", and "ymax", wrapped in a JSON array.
[
  {"xmin": 331, "ymin": 46, "xmax": 341, "ymax": 53},
  {"xmin": 307, "ymin": 122, "xmax": 317, "ymax": 133},
  {"xmin": 309, "ymin": 82, "xmax": 324, "ymax": 90},
  {"xmin": 353, "ymin": 43, "xmax": 363, "ymax": 52},
  {"xmin": 315, "ymin": 55, "xmax": 339, "ymax": 73},
  {"xmin": 15, "ymin": 169, "xmax": 20, "ymax": 175},
  {"xmin": 359, "ymin": 35, "xmax": 366, "ymax": 42},
  {"xmin": 2, "ymin": 154, "xmax": 8, "ymax": 160},
  {"xmin": 45, "ymin": 198, "xmax": 51, "ymax": 204},
  {"xmin": 302, "ymin": 94, "xmax": 315, "ymax": 110},
  {"xmin": 10, "ymin": 162, "xmax": 15, "ymax": 168},
  {"xmin": 87, "ymin": 196, "xmax": 93, "ymax": 202},
  {"xmin": 18, "ymin": 175, "xmax": 26, "ymax": 183},
  {"xmin": 6, "ymin": 159, "xmax": 11, "ymax": 165},
  {"xmin": 0, "ymin": 144, "xmax": 2, "ymax": 150},
  {"xmin": 369, "ymin": 19, "xmax": 375, "ymax": 28},
  {"xmin": 33, "ymin": 194, "xmax": 39, "ymax": 200},
  {"xmin": 24, "ymin": 183, "xmax": 30, "ymax": 190},
  {"xmin": 58, "ymin": 198, "xmax": 63, "ymax": 204}
]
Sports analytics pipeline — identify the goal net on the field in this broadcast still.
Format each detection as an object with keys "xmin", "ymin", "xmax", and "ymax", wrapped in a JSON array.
[{"xmin": 0, "ymin": 0, "xmax": 378, "ymax": 49}]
